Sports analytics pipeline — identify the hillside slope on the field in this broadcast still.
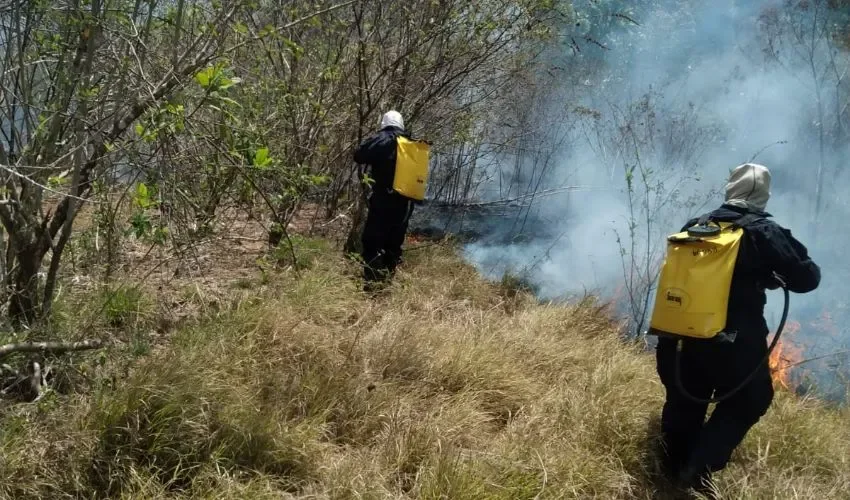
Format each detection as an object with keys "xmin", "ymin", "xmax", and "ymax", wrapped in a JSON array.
[{"xmin": 0, "ymin": 239, "xmax": 848, "ymax": 499}]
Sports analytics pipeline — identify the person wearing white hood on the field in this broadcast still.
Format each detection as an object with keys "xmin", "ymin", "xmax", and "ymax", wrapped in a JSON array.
[
  {"xmin": 655, "ymin": 163, "xmax": 821, "ymax": 496},
  {"xmin": 354, "ymin": 110, "xmax": 415, "ymax": 291}
]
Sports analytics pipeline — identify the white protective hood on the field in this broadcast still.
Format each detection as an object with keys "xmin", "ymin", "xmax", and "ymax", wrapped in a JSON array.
[{"xmin": 725, "ymin": 163, "xmax": 771, "ymax": 212}]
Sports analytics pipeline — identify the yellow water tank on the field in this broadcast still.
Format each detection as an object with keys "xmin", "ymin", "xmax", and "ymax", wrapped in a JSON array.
[
  {"xmin": 649, "ymin": 222, "xmax": 745, "ymax": 340},
  {"xmin": 393, "ymin": 136, "xmax": 430, "ymax": 201}
]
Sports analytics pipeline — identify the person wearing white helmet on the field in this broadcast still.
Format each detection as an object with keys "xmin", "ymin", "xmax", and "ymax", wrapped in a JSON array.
[{"xmin": 354, "ymin": 110, "xmax": 415, "ymax": 291}]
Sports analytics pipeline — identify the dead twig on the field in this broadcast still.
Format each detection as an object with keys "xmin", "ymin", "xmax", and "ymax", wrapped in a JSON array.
[
  {"xmin": 749, "ymin": 140, "xmax": 789, "ymax": 163},
  {"xmin": 0, "ymin": 339, "xmax": 103, "ymax": 358},
  {"xmin": 612, "ymin": 13, "xmax": 641, "ymax": 26},
  {"xmin": 783, "ymin": 349, "xmax": 850, "ymax": 370}
]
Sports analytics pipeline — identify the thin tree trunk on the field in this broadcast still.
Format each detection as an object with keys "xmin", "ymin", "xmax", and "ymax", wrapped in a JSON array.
[
  {"xmin": 344, "ymin": 2, "xmax": 370, "ymax": 256},
  {"xmin": 9, "ymin": 239, "xmax": 44, "ymax": 327}
]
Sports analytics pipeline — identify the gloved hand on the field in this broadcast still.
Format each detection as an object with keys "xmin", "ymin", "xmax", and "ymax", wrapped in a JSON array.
[{"xmin": 763, "ymin": 272, "xmax": 786, "ymax": 290}]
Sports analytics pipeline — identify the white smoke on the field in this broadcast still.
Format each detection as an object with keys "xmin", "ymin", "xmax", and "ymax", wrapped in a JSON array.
[{"xmin": 460, "ymin": 0, "xmax": 850, "ymax": 399}]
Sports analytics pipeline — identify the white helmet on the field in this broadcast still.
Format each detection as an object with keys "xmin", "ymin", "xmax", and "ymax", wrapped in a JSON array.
[{"xmin": 379, "ymin": 110, "xmax": 404, "ymax": 130}]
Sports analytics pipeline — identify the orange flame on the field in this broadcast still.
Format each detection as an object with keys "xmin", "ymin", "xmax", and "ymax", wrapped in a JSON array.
[{"xmin": 768, "ymin": 320, "xmax": 803, "ymax": 390}]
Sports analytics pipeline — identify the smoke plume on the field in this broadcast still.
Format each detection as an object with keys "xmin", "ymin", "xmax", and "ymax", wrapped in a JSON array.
[{"xmin": 459, "ymin": 0, "xmax": 850, "ymax": 400}]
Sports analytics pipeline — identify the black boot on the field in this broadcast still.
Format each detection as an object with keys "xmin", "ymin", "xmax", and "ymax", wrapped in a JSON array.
[{"xmin": 678, "ymin": 465, "xmax": 719, "ymax": 499}]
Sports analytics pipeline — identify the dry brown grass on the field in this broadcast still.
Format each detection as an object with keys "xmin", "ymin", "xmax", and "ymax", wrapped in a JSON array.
[{"xmin": 0, "ymin": 238, "xmax": 847, "ymax": 499}]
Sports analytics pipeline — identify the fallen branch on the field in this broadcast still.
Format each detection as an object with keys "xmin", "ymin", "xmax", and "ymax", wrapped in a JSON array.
[
  {"xmin": 430, "ymin": 185, "xmax": 609, "ymax": 208},
  {"xmin": 0, "ymin": 339, "xmax": 103, "ymax": 358}
]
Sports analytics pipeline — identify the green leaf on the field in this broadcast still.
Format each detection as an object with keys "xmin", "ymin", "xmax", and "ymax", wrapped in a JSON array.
[
  {"xmin": 195, "ymin": 66, "xmax": 215, "ymax": 88},
  {"xmin": 153, "ymin": 226, "xmax": 169, "ymax": 245},
  {"xmin": 259, "ymin": 24, "xmax": 276, "ymax": 38},
  {"xmin": 128, "ymin": 212, "xmax": 152, "ymax": 239},
  {"xmin": 135, "ymin": 123, "xmax": 145, "ymax": 136},
  {"xmin": 254, "ymin": 147, "xmax": 271, "ymax": 168},
  {"xmin": 48, "ymin": 175, "xmax": 68, "ymax": 188},
  {"xmin": 134, "ymin": 182, "xmax": 153, "ymax": 209},
  {"xmin": 217, "ymin": 76, "xmax": 233, "ymax": 89},
  {"xmin": 310, "ymin": 175, "xmax": 330, "ymax": 186},
  {"xmin": 217, "ymin": 95, "xmax": 242, "ymax": 107},
  {"xmin": 282, "ymin": 37, "xmax": 303, "ymax": 55},
  {"xmin": 196, "ymin": 63, "xmax": 241, "ymax": 92}
]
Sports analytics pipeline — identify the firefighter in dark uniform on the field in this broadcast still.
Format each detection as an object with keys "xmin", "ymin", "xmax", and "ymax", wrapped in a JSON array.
[
  {"xmin": 354, "ymin": 111, "xmax": 416, "ymax": 291},
  {"xmin": 656, "ymin": 163, "xmax": 821, "ymax": 495}
]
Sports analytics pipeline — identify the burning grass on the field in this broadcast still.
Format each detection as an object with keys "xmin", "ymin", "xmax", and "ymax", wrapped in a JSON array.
[
  {"xmin": 769, "ymin": 321, "xmax": 805, "ymax": 390},
  {"xmin": 0, "ymin": 239, "xmax": 848, "ymax": 498}
]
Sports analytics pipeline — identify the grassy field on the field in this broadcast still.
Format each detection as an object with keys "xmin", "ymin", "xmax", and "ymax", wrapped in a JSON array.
[{"xmin": 0, "ymin": 236, "xmax": 847, "ymax": 499}]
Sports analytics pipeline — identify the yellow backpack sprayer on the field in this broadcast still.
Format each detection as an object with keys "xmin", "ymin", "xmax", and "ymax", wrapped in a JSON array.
[
  {"xmin": 648, "ymin": 212, "xmax": 790, "ymax": 404},
  {"xmin": 392, "ymin": 136, "xmax": 430, "ymax": 201}
]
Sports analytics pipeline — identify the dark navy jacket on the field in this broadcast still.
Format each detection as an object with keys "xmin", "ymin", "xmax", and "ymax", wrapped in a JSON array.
[
  {"xmin": 353, "ymin": 126, "xmax": 411, "ymax": 193},
  {"xmin": 681, "ymin": 204, "xmax": 821, "ymax": 334}
]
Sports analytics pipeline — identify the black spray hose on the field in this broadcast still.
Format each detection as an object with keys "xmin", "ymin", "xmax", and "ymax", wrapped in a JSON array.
[{"xmin": 674, "ymin": 284, "xmax": 790, "ymax": 405}]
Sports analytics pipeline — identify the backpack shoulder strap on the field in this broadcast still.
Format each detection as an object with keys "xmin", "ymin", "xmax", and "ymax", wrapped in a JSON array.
[
  {"xmin": 730, "ymin": 213, "xmax": 764, "ymax": 230},
  {"xmin": 729, "ymin": 212, "xmax": 767, "ymax": 265}
]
